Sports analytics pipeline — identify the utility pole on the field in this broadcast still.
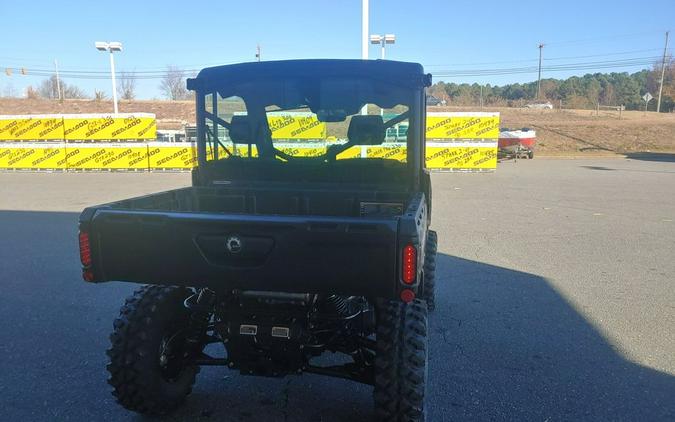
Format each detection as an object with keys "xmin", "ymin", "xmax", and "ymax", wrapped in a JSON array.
[
  {"xmin": 256, "ymin": 44, "xmax": 261, "ymax": 62},
  {"xmin": 54, "ymin": 59, "xmax": 62, "ymax": 101},
  {"xmin": 537, "ymin": 43, "xmax": 544, "ymax": 100},
  {"xmin": 480, "ymin": 85, "xmax": 483, "ymax": 109},
  {"xmin": 656, "ymin": 31, "xmax": 669, "ymax": 113}
]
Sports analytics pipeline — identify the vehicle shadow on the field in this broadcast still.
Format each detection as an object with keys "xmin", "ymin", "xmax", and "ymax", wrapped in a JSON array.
[
  {"xmin": 1, "ymin": 210, "xmax": 673, "ymax": 421},
  {"xmin": 580, "ymin": 164, "xmax": 675, "ymax": 174},
  {"xmin": 624, "ymin": 152, "xmax": 675, "ymax": 163},
  {"xmin": 580, "ymin": 165, "xmax": 616, "ymax": 171},
  {"xmin": 427, "ymin": 254, "xmax": 675, "ymax": 421}
]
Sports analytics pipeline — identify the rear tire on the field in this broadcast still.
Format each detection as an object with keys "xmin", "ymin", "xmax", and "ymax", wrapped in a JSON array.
[
  {"xmin": 528, "ymin": 151, "xmax": 534, "ymax": 159},
  {"xmin": 422, "ymin": 230, "xmax": 437, "ymax": 311},
  {"xmin": 106, "ymin": 285, "xmax": 199, "ymax": 415},
  {"xmin": 374, "ymin": 299, "xmax": 428, "ymax": 421}
]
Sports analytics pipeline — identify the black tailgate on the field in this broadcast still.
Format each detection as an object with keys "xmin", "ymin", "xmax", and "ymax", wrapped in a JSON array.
[{"xmin": 84, "ymin": 209, "xmax": 399, "ymax": 298}]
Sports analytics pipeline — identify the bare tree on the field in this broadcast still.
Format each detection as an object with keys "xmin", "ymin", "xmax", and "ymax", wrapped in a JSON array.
[
  {"xmin": 65, "ymin": 83, "xmax": 87, "ymax": 99},
  {"xmin": 159, "ymin": 65, "xmax": 189, "ymax": 100},
  {"xmin": 38, "ymin": 75, "xmax": 87, "ymax": 99},
  {"xmin": 94, "ymin": 90, "xmax": 108, "ymax": 101},
  {"xmin": 118, "ymin": 71, "xmax": 137, "ymax": 100},
  {"xmin": 38, "ymin": 75, "xmax": 60, "ymax": 99},
  {"xmin": 26, "ymin": 86, "xmax": 39, "ymax": 99},
  {"xmin": 647, "ymin": 55, "xmax": 674, "ymax": 102}
]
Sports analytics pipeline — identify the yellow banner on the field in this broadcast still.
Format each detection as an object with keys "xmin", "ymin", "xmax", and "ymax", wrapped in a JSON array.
[
  {"xmin": 277, "ymin": 145, "xmax": 327, "ymax": 157},
  {"xmin": 0, "ymin": 116, "xmax": 65, "ymax": 141},
  {"xmin": 336, "ymin": 147, "xmax": 362, "ymax": 160},
  {"xmin": 204, "ymin": 142, "xmax": 356, "ymax": 160},
  {"xmin": 268, "ymin": 113, "xmax": 326, "ymax": 140},
  {"xmin": 204, "ymin": 143, "xmax": 258, "ymax": 160},
  {"xmin": 0, "ymin": 114, "xmax": 156, "ymax": 141},
  {"xmin": 148, "ymin": 144, "xmax": 197, "ymax": 169},
  {"xmin": 63, "ymin": 114, "xmax": 156, "ymax": 140},
  {"xmin": 426, "ymin": 113, "xmax": 500, "ymax": 139},
  {"xmin": 65, "ymin": 144, "xmax": 149, "ymax": 170},
  {"xmin": 426, "ymin": 146, "xmax": 497, "ymax": 169},
  {"xmin": 0, "ymin": 143, "xmax": 67, "ymax": 169},
  {"xmin": 366, "ymin": 145, "xmax": 407, "ymax": 162}
]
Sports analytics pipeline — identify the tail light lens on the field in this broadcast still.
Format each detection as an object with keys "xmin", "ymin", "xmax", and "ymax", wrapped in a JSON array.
[
  {"xmin": 79, "ymin": 231, "xmax": 92, "ymax": 267},
  {"xmin": 400, "ymin": 288, "xmax": 415, "ymax": 303},
  {"xmin": 402, "ymin": 244, "xmax": 417, "ymax": 284}
]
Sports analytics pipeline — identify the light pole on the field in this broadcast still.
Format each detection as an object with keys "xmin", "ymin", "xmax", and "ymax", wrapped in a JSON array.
[
  {"xmin": 370, "ymin": 34, "xmax": 396, "ymax": 60},
  {"xmin": 95, "ymin": 41, "xmax": 123, "ymax": 114},
  {"xmin": 361, "ymin": 0, "xmax": 369, "ymax": 115},
  {"xmin": 370, "ymin": 34, "xmax": 395, "ymax": 116}
]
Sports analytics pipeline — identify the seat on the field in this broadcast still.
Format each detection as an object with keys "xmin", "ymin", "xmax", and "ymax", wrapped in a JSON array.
[{"xmin": 228, "ymin": 115, "xmax": 252, "ymax": 144}]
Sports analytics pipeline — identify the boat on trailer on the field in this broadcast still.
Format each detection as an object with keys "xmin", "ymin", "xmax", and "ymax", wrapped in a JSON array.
[{"xmin": 498, "ymin": 128, "xmax": 536, "ymax": 159}]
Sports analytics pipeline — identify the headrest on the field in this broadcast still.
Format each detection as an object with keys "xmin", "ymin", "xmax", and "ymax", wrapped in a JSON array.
[
  {"xmin": 347, "ymin": 115, "xmax": 385, "ymax": 145},
  {"xmin": 229, "ymin": 115, "xmax": 251, "ymax": 144}
]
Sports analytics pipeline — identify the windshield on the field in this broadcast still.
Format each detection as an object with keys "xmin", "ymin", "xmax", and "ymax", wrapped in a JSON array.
[{"xmin": 199, "ymin": 75, "xmax": 416, "ymax": 165}]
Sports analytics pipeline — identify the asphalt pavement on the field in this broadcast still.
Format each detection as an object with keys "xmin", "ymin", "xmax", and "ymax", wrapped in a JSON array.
[{"xmin": 0, "ymin": 156, "xmax": 673, "ymax": 421}]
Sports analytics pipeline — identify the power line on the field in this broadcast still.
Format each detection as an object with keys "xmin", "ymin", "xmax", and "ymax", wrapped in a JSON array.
[
  {"xmin": 0, "ymin": 57, "xmax": 237, "ymax": 74},
  {"xmin": 6, "ymin": 48, "xmax": 664, "ymax": 74},
  {"xmin": 544, "ymin": 30, "xmax": 664, "ymax": 46},
  {"xmin": 1, "ymin": 47, "xmax": 667, "ymax": 83},
  {"xmin": 433, "ymin": 56, "xmax": 661, "ymax": 78},
  {"xmin": 424, "ymin": 48, "xmax": 665, "ymax": 68},
  {"xmin": 543, "ymin": 48, "xmax": 664, "ymax": 61},
  {"xmin": 4, "ymin": 55, "xmax": 663, "ymax": 80}
]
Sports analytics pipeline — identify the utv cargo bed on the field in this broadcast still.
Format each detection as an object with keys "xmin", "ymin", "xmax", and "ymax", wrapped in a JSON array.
[{"xmin": 80, "ymin": 186, "xmax": 425, "ymax": 298}]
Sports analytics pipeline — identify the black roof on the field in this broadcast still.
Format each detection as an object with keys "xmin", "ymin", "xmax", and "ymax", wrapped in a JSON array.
[{"xmin": 187, "ymin": 59, "xmax": 431, "ymax": 92}]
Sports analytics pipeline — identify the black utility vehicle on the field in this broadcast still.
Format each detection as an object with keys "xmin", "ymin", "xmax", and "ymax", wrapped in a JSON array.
[{"xmin": 78, "ymin": 59, "xmax": 437, "ymax": 421}]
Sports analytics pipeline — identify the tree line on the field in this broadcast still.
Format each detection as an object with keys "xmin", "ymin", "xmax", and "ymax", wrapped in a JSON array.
[{"xmin": 428, "ymin": 59, "xmax": 674, "ymax": 111}]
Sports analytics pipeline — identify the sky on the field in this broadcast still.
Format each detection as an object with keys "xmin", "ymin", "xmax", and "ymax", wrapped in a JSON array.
[{"xmin": 0, "ymin": 0, "xmax": 673, "ymax": 99}]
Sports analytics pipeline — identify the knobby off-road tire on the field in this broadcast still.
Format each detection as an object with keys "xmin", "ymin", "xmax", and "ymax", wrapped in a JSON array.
[
  {"xmin": 374, "ymin": 299, "xmax": 429, "ymax": 422},
  {"xmin": 106, "ymin": 285, "xmax": 199, "ymax": 415},
  {"xmin": 422, "ymin": 230, "xmax": 437, "ymax": 311}
]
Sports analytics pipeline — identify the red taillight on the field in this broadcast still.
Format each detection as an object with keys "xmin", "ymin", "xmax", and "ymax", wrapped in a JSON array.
[
  {"xmin": 402, "ymin": 244, "xmax": 417, "ymax": 284},
  {"xmin": 82, "ymin": 269, "xmax": 95, "ymax": 282},
  {"xmin": 79, "ymin": 231, "xmax": 92, "ymax": 267},
  {"xmin": 400, "ymin": 288, "xmax": 415, "ymax": 303}
]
